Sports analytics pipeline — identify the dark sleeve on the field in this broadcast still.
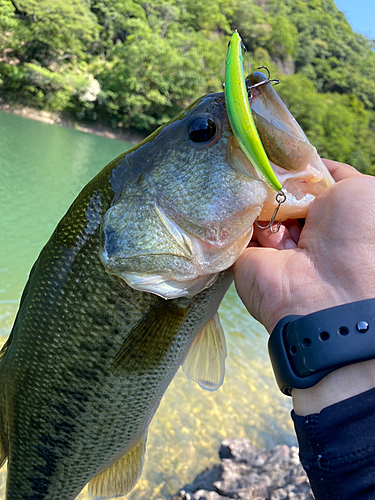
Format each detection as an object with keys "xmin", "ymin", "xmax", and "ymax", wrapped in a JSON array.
[{"xmin": 292, "ymin": 387, "xmax": 375, "ymax": 499}]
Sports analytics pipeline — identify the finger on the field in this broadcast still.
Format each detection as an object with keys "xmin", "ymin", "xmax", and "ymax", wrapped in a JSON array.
[
  {"xmin": 233, "ymin": 246, "xmax": 278, "ymax": 330},
  {"xmin": 284, "ymin": 220, "xmax": 302, "ymax": 244},
  {"xmin": 250, "ymin": 230, "xmax": 259, "ymax": 243},
  {"xmin": 254, "ymin": 223, "xmax": 298, "ymax": 250},
  {"xmin": 233, "ymin": 246, "xmax": 295, "ymax": 332},
  {"xmin": 248, "ymin": 241, "xmax": 260, "ymax": 248},
  {"xmin": 322, "ymin": 159, "xmax": 362, "ymax": 182}
]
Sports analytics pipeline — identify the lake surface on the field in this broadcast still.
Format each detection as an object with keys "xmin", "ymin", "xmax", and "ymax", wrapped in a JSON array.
[{"xmin": 0, "ymin": 111, "xmax": 294, "ymax": 499}]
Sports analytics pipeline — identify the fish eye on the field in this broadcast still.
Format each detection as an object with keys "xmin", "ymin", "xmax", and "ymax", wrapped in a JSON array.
[{"xmin": 188, "ymin": 116, "xmax": 217, "ymax": 143}]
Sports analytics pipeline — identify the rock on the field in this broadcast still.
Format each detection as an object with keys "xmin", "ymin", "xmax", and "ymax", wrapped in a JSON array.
[{"xmin": 173, "ymin": 438, "xmax": 314, "ymax": 500}]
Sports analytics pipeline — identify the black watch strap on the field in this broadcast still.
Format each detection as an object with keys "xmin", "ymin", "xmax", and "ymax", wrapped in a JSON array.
[{"xmin": 268, "ymin": 298, "xmax": 375, "ymax": 396}]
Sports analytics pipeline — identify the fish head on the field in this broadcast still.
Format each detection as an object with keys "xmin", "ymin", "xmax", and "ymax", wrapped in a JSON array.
[{"xmin": 100, "ymin": 80, "xmax": 333, "ymax": 299}]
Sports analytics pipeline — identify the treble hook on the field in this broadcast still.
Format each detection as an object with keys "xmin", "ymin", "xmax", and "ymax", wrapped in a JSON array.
[
  {"xmin": 255, "ymin": 191, "xmax": 286, "ymax": 234},
  {"xmin": 247, "ymin": 66, "xmax": 280, "ymax": 98}
]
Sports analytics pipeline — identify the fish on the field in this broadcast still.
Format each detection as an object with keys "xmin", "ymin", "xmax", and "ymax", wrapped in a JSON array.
[{"xmin": 0, "ymin": 76, "xmax": 333, "ymax": 500}]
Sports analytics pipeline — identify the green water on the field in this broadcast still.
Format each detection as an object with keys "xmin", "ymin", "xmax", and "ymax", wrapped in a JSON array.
[{"xmin": 0, "ymin": 111, "xmax": 294, "ymax": 499}]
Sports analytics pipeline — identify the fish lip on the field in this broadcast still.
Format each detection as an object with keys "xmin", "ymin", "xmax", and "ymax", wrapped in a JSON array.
[
  {"xmin": 242, "ymin": 72, "xmax": 335, "ymax": 221},
  {"xmin": 115, "ymin": 271, "xmax": 219, "ymax": 299},
  {"xmin": 257, "ymin": 162, "xmax": 334, "ymax": 221}
]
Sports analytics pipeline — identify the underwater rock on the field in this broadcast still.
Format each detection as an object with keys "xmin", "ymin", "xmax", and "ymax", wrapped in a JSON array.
[{"xmin": 174, "ymin": 438, "xmax": 314, "ymax": 500}]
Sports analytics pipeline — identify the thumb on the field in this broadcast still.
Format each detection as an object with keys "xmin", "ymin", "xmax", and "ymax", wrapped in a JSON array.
[
  {"xmin": 323, "ymin": 159, "xmax": 363, "ymax": 182},
  {"xmin": 233, "ymin": 246, "xmax": 292, "ymax": 332}
]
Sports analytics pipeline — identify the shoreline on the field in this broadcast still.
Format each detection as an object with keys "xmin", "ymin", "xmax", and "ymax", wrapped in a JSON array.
[
  {"xmin": 0, "ymin": 102, "xmax": 146, "ymax": 145},
  {"xmin": 174, "ymin": 438, "xmax": 313, "ymax": 500}
]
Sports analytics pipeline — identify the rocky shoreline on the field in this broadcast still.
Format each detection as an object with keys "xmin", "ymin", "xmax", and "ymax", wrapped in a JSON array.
[
  {"xmin": 0, "ymin": 101, "xmax": 146, "ymax": 144},
  {"xmin": 173, "ymin": 438, "xmax": 313, "ymax": 500}
]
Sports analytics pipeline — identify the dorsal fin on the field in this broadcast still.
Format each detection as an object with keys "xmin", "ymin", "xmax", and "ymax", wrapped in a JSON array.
[
  {"xmin": 88, "ymin": 431, "xmax": 147, "ymax": 499},
  {"xmin": 182, "ymin": 312, "xmax": 227, "ymax": 391}
]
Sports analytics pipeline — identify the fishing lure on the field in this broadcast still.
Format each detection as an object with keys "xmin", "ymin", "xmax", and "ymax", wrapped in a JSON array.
[{"xmin": 224, "ymin": 30, "xmax": 282, "ymax": 192}]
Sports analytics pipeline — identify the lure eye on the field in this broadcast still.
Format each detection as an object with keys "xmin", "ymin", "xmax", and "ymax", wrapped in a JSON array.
[{"xmin": 188, "ymin": 117, "xmax": 216, "ymax": 143}]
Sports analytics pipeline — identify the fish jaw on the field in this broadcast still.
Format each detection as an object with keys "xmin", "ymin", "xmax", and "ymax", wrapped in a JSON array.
[
  {"xmin": 228, "ymin": 130, "xmax": 333, "ymax": 222},
  {"xmin": 245, "ymin": 71, "xmax": 334, "ymax": 221},
  {"xmin": 257, "ymin": 156, "xmax": 334, "ymax": 221},
  {"xmin": 100, "ymin": 152, "xmax": 265, "ymax": 299}
]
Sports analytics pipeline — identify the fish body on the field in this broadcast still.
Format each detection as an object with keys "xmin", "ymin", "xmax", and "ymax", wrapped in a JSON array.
[{"xmin": 1, "ymin": 87, "xmax": 332, "ymax": 499}]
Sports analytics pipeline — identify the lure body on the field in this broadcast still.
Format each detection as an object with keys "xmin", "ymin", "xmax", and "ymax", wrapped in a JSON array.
[{"xmin": 225, "ymin": 31, "xmax": 282, "ymax": 192}]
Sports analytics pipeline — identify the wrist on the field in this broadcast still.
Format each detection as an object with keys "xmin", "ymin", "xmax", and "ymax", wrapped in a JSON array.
[
  {"xmin": 292, "ymin": 359, "xmax": 375, "ymax": 416},
  {"xmin": 268, "ymin": 298, "xmax": 375, "ymax": 407}
]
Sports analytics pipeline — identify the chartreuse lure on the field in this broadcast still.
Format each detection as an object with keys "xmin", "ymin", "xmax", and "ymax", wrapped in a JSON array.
[{"xmin": 225, "ymin": 30, "xmax": 282, "ymax": 192}]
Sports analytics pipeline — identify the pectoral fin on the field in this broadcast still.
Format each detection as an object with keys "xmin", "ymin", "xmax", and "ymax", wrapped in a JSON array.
[
  {"xmin": 88, "ymin": 431, "xmax": 147, "ymax": 499},
  {"xmin": 0, "ymin": 334, "xmax": 11, "ymax": 362},
  {"xmin": 0, "ymin": 430, "xmax": 7, "ymax": 468},
  {"xmin": 182, "ymin": 312, "xmax": 227, "ymax": 391},
  {"xmin": 112, "ymin": 298, "xmax": 192, "ymax": 375}
]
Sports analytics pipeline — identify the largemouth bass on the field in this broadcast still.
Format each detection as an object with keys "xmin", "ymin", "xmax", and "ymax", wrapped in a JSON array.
[{"xmin": 1, "ymin": 76, "xmax": 333, "ymax": 499}]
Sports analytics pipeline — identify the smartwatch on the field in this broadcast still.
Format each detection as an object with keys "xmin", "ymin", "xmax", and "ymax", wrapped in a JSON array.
[{"xmin": 268, "ymin": 299, "xmax": 375, "ymax": 395}]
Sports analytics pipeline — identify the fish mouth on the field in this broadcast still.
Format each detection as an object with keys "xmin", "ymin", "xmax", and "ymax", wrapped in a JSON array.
[
  {"xmin": 242, "ymin": 71, "xmax": 334, "ymax": 221},
  {"xmin": 257, "ymin": 157, "xmax": 334, "ymax": 221},
  {"xmin": 228, "ymin": 135, "xmax": 333, "ymax": 223}
]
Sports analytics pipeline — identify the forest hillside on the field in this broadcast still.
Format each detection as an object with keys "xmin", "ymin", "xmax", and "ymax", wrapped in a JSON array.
[{"xmin": 0, "ymin": 0, "xmax": 374, "ymax": 173}]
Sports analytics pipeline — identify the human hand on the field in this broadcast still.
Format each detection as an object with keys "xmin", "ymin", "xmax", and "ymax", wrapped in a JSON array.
[{"xmin": 233, "ymin": 160, "xmax": 375, "ymax": 334}]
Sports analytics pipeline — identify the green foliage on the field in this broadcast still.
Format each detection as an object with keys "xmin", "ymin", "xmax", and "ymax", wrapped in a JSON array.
[
  {"xmin": 0, "ymin": 0, "xmax": 374, "ymax": 172},
  {"xmin": 97, "ymin": 34, "xmax": 207, "ymax": 129},
  {"xmin": 90, "ymin": 0, "xmax": 230, "ymax": 129},
  {"xmin": 21, "ymin": 63, "xmax": 100, "ymax": 111},
  {"xmin": 278, "ymin": 74, "xmax": 375, "ymax": 174},
  {"xmin": 0, "ymin": 0, "xmax": 19, "ymax": 80},
  {"xmin": 7, "ymin": 0, "xmax": 99, "ymax": 65},
  {"xmin": 0, "ymin": 0, "xmax": 18, "ymax": 39}
]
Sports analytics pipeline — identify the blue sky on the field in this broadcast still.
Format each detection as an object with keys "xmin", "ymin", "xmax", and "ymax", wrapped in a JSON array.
[{"xmin": 334, "ymin": 0, "xmax": 375, "ymax": 39}]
